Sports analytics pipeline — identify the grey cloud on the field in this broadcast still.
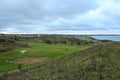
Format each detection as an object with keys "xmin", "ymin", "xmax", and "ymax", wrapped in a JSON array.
[
  {"xmin": 0, "ymin": 0, "xmax": 99, "ymax": 28},
  {"xmin": 0, "ymin": 0, "xmax": 120, "ymax": 34}
]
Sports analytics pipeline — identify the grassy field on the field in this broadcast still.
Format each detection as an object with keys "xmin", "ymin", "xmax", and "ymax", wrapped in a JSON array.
[
  {"xmin": 0, "ymin": 42, "xmax": 90, "ymax": 73},
  {"xmin": 0, "ymin": 42, "xmax": 120, "ymax": 80},
  {"xmin": 1, "ymin": 35, "xmax": 119, "ymax": 80}
]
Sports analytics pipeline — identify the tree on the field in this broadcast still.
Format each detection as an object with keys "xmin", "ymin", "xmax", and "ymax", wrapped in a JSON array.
[
  {"xmin": 45, "ymin": 39, "xmax": 53, "ymax": 44},
  {"xmin": 14, "ymin": 35, "xmax": 20, "ymax": 41}
]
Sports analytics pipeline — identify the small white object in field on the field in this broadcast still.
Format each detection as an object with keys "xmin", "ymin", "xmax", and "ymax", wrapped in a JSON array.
[
  {"xmin": 21, "ymin": 50, "xmax": 27, "ymax": 54},
  {"xmin": 6, "ymin": 60, "xmax": 13, "ymax": 63}
]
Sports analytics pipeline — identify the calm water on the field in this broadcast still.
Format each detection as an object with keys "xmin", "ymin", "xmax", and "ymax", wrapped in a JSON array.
[{"xmin": 91, "ymin": 35, "xmax": 120, "ymax": 41}]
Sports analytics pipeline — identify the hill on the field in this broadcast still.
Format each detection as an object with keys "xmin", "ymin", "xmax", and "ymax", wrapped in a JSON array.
[
  {"xmin": 0, "ymin": 42, "xmax": 120, "ymax": 80},
  {"xmin": 0, "ymin": 35, "xmax": 28, "ymax": 52}
]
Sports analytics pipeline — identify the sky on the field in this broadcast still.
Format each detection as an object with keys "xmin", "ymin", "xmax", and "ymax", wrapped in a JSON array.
[{"xmin": 0, "ymin": 0, "xmax": 120, "ymax": 34}]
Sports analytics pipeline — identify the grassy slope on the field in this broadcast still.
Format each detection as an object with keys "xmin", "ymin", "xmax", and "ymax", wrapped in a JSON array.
[
  {"xmin": 1, "ymin": 42, "xmax": 119, "ymax": 80},
  {"xmin": 0, "ymin": 43, "xmax": 90, "ymax": 73},
  {"xmin": 34, "ymin": 42, "xmax": 120, "ymax": 80}
]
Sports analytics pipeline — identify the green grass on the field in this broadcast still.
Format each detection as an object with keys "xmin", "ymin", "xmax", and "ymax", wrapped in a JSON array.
[
  {"xmin": 0, "ymin": 42, "xmax": 120, "ymax": 80},
  {"xmin": 0, "ymin": 42, "xmax": 90, "ymax": 73},
  {"xmin": 9, "ymin": 42, "xmax": 119, "ymax": 80}
]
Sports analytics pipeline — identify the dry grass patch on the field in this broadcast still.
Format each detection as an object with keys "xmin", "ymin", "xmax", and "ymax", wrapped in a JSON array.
[{"xmin": 12, "ymin": 57, "xmax": 47, "ymax": 64}]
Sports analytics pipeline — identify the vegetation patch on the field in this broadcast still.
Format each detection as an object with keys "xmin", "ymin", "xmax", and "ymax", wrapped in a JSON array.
[
  {"xmin": 0, "ymin": 35, "xmax": 28, "ymax": 52},
  {"xmin": 12, "ymin": 57, "xmax": 48, "ymax": 64}
]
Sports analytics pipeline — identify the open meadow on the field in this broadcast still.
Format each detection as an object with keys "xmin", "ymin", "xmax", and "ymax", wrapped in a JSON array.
[
  {"xmin": 0, "ymin": 42, "xmax": 120, "ymax": 80},
  {"xmin": 0, "ymin": 42, "xmax": 90, "ymax": 73},
  {"xmin": 0, "ymin": 35, "xmax": 120, "ymax": 80}
]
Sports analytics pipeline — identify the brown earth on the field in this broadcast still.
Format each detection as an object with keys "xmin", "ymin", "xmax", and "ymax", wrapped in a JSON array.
[{"xmin": 12, "ymin": 57, "xmax": 47, "ymax": 64}]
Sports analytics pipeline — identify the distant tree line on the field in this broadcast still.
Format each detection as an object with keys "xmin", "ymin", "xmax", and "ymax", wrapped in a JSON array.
[{"xmin": 40, "ymin": 36, "xmax": 96, "ymax": 45}]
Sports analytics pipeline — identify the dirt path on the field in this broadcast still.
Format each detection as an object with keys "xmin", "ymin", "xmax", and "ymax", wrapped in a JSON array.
[{"xmin": 13, "ymin": 57, "xmax": 47, "ymax": 64}]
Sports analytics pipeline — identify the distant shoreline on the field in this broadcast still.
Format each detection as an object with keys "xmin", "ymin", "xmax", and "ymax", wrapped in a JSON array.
[
  {"xmin": 91, "ymin": 35, "xmax": 120, "ymax": 41},
  {"xmin": 0, "ymin": 33, "xmax": 120, "ymax": 36}
]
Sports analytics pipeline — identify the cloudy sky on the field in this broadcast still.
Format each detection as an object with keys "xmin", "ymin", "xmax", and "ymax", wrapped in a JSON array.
[{"xmin": 0, "ymin": 0, "xmax": 120, "ymax": 34}]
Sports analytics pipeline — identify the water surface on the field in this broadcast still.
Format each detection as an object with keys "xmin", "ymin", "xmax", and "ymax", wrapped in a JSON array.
[{"xmin": 91, "ymin": 35, "xmax": 120, "ymax": 41}]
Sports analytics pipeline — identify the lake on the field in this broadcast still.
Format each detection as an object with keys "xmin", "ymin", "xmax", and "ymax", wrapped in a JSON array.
[{"xmin": 91, "ymin": 35, "xmax": 120, "ymax": 41}]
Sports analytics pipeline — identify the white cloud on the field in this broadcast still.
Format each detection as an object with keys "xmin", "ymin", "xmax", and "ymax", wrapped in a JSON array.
[{"xmin": 0, "ymin": 0, "xmax": 120, "ymax": 34}]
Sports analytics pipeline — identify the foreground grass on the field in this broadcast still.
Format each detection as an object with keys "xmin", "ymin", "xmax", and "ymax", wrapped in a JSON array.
[
  {"xmin": 33, "ymin": 42, "xmax": 120, "ymax": 80},
  {"xmin": 0, "ymin": 43, "xmax": 90, "ymax": 73}
]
